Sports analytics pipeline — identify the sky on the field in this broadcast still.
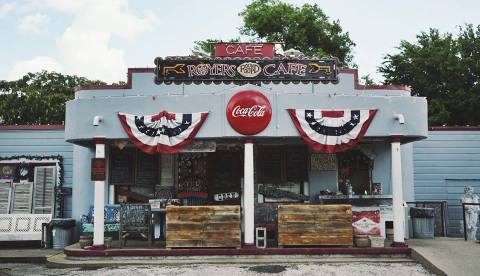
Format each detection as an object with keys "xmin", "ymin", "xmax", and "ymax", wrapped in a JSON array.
[{"xmin": 1, "ymin": 0, "xmax": 480, "ymax": 84}]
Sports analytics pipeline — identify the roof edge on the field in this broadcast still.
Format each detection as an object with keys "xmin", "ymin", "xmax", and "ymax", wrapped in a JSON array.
[
  {"xmin": 429, "ymin": 126, "xmax": 480, "ymax": 131},
  {"xmin": 74, "ymin": 67, "xmax": 410, "ymax": 92},
  {"xmin": 339, "ymin": 68, "xmax": 411, "ymax": 91},
  {"xmin": 0, "ymin": 125, "xmax": 65, "ymax": 130}
]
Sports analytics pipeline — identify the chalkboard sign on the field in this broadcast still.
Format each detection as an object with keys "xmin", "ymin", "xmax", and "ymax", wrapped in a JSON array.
[
  {"xmin": 136, "ymin": 151, "xmax": 158, "ymax": 186},
  {"xmin": 110, "ymin": 148, "xmax": 135, "ymax": 185}
]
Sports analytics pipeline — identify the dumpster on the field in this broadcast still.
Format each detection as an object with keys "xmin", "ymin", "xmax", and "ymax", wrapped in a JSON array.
[
  {"xmin": 48, "ymin": 218, "xmax": 76, "ymax": 249},
  {"xmin": 410, "ymin": 207, "xmax": 435, "ymax": 239}
]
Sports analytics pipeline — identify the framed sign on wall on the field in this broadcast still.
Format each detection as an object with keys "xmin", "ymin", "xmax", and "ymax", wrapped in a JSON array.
[{"xmin": 310, "ymin": 153, "xmax": 337, "ymax": 171}]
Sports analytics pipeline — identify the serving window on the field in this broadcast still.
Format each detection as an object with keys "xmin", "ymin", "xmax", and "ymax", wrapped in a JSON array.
[{"xmin": 256, "ymin": 145, "xmax": 308, "ymax": 202}]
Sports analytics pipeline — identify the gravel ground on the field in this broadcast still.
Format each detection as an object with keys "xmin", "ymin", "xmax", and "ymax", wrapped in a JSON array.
[{"xmin": 0, "ymin": 262, "xmax": 434, "ymax": 276}]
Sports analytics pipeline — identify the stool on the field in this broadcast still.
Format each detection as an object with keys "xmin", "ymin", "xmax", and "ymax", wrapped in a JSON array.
[{"xmin": 256, "ymin": 227, "xmax": 267, "ymax": 248}]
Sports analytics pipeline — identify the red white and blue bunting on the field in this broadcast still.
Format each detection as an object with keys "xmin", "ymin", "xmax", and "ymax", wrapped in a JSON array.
[
  {"xmin": 287, "ymin": 109, "xmax": 377, "ymax": 153},
  {"xmin": 118, "ymin": 110, "xmax": 209, "ymax": 154}
]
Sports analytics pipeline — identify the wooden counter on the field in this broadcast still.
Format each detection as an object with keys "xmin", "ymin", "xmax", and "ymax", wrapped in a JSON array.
[
  {"xmin": 166, "ymin": 205, "xmax": 241, "ymax": 248},
  {"xmin": 277, "ymin": 204, "xmax": 353, "ymax": 246}
]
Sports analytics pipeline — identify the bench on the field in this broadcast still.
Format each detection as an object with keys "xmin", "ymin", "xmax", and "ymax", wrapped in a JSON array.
[{"xmin": 80, "ymin": 204, "xmax": 120, "ymax": 234}]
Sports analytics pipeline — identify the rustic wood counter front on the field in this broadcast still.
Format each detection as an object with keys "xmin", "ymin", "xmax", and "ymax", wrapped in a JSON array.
[
  {"xmin": 277, "ymin": 204, "xmax": 353, "ymax": 247},
  {"xmin": 166, "ymin": 205, "xmax": 241, "ymax": 248}
]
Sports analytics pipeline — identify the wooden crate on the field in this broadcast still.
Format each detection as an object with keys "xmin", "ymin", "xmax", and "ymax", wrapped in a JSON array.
[
  {"xmin": 277, "ymin": 204, "xmax": 353, "ymax": 246},
  {"xmin": 166, "ymin": 205, "xmax": 241, "ymax": 248}
]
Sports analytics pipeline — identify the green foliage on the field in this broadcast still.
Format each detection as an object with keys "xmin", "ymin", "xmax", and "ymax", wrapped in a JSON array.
[
  {"xmin": 361, "ymin": 74, "xmax": 376, "ymax": 86},
  {"xmin": 193, "ymin": 38, "xmax": 240, "ymax": 56},
  {"xmin": 379, "ymin": 25, "xmax": 480, "ymax": 126},
  {"xmin": 0, "ymin": 71, "xmax": 104, "ymax": 125},
  {"xmin": 239, "ymin": 0, "xmax": 355, "ymax": 65}
]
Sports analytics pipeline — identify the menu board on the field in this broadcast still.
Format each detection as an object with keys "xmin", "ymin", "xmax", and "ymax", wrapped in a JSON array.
[
  {"xmin": 310, "ymin": 153, "xmax": 337, "ymax": 171},
  {"xmin": 109, "ymin": 148, "xmax": 135, "ymax": 185},
  {"xmin": 136, "ymin": 151, "xmax": 158, "ymax": 186}
]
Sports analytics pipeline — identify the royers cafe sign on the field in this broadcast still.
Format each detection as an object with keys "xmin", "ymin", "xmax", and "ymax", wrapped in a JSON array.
[{"xmin": 154, "ymin": 43, "xmax": 338, "ymax": 84}]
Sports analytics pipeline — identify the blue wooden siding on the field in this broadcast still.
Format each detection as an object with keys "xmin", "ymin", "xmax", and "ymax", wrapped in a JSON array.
[
  {"xmin": 413, "ymin": 131, "xmax": 480, "ymax": 237},
  {"xmin": 0, "ymin": 129, "xmax": 73, "ymax": 217}
]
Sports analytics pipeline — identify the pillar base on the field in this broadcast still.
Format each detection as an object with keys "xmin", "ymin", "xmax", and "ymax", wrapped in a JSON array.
[
  {"xmin": 391, "ymin": 241, "xmax": 408, "ymax": 248},
  {"xmin": 86, "ymin": 244, "xmax": 106, "ymax": 251}
]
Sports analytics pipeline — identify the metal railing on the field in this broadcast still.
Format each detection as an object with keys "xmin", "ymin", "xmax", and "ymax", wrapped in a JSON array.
[{"xmin": 461, "ymin": 202, "xmax": 480, "ymax": 241}]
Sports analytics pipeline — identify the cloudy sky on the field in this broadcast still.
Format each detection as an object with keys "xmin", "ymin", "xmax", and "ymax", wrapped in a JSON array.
[{"xmin": 1, "ymin": 0, "xmax": 480, "ymax": 83}]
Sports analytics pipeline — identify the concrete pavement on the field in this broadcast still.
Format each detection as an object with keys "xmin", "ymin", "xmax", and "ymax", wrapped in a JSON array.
[{"xmin": 409, "ymin": 237, "xmax": 480, "ymax": 276}]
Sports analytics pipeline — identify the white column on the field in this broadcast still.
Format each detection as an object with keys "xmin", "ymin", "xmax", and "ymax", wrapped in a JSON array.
[
  {"xmin": 243, "ymin": 140, "xmax": 255, "ymax": 245},
  {"xmin": 93, "ymin": 138, "xmax": 106, "ymax": 247},
  {"xmin": 391, "ymin": 137, "xmax": 406, "ymax": 245}
]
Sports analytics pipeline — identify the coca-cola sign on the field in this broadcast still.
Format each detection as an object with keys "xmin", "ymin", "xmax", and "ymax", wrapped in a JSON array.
[{"xmin": 226, "ymin": 90, "xmax": 272, "ymax": 135}]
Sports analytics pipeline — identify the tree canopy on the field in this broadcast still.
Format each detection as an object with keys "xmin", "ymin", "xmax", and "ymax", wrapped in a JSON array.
[
  {"xmin": 379, "ymin": 25, "xmax": 480, "ymax": 126},
  {"xmin": 239, "ymin": 0, "xmax": 355, "ymax": 65},
  {"xmin": 193, "ymin": 0, "xmax": 355, "ymax": 66},
  {"xmin": 0, "ymin": 71, "xmax": 104, "ymax": 125}
]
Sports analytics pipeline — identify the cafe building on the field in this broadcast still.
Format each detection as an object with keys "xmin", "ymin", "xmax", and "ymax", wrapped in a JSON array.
[{"xmin": 66, "ymin": 43, "xmax": 427, "ymax": 254}]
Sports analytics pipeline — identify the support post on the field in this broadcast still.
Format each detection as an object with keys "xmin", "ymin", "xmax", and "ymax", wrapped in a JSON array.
[
  {"xmin": 92, "ymin": 138, "xmax": 106, "ymax": 249},
  {"xmin": 243, "ymin": 139, "xmax": 255, "ymax": 246},
  {"xmin": 391, "ymin": 136, "xmax": 407, "ymax": 247}
]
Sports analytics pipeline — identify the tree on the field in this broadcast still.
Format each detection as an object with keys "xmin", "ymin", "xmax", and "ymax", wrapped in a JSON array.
[
  {"xmin": 239, "ymin": 0, "xmax": 355, "ymax": 65},
  {"xmin": 0, "ymin": 71, "xmax": 104, "ymax": 125},
  {"xmin": 379, "ymin": 25, "xmax": 480, "ymax": 126},
  {"xmin": 192, "ymin": 38, "xmax": 240, "ymax": 56},
  {"xmin": 361, "ymin": 74, "xmax": 376, "ymax": 86}
]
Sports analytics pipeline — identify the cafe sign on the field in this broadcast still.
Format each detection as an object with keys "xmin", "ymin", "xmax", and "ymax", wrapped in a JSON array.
[
  {"xmin": 226, "ymin": 90, "xmax": 272, "ymax": 135},
  {"xmin": 214, "ymin": 43, "xmax": 275, "ymax": 58},
  {"xmin": 154, "ymin": 57, "xmax": 338, "ymax": 84}
]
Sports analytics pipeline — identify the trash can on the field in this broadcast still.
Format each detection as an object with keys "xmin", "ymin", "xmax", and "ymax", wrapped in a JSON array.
[
  {"xmin": 410, "ymin": 207, "xmax": 435, "ymax": 239},
  {"xmin": 48, "ymin": 218, "xmax": 76, "ymax": 249}
]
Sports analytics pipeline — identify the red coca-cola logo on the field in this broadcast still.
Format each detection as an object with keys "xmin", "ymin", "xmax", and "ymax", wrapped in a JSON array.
[{"xmin": 226, "ymin": 90, "xmax": 272, "ymax": 135}]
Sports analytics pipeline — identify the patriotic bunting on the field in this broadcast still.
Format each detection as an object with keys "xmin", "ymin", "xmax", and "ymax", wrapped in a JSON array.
[
  {"xmin": 287, "ymin": 109, "xmax": 377, "ymax": 153},
  {"xmin": 118, "ymin": 110, "xmax": 209, "ymax": 154}
]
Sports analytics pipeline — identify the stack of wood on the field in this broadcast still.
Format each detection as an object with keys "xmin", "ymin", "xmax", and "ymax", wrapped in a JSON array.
[
  {"xmin": 166, "ymin": 205, "xmax": 241, "ymax": 248},
  {"xmin": 277, "ymin": 204, "xmax": 353, "ymax": 246}
]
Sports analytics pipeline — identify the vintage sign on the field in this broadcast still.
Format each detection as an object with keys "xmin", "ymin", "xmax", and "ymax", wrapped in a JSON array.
[
  {"xmin": 311, "ymin": 153, "xmax": 337, "ymax": 171},
  {"xmin": 214, "ymin": 192, "xmax": 239, "ymax": 202},
  {"xmin": 154, "ymin": 58, "xmax": 338, "ymax": 84},
  {"xmin": 352, "ymin": 210, "xmax": 381, "ymax": 236},
  {"xmin": 226, "ymin": 90, "xmax": 272, "ymax": 135},
  {"xmin": 91, "ymin": 158, "xmax": 106, "ymax": 181},
  {"xmin": 180, "ymin": 141, "xmax": 216, "ymax": 153},
  {"xmin": 214, "ymin": 43, "xmax": 275, "ymax": 58}
]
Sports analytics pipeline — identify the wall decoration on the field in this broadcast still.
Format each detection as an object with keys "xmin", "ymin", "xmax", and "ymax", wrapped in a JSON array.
[
  {"xmin": 310, "ymin": 153, "xmax": 337, "ymax": 171},
  {"xmin": 177, "ymin": 153, "xmax": 208, "ymax": 193},
  {"xmin": 180, "ymin": 141, "xmax": 216, "ymax": 152},
  {"xmin": 226, "ymin": 90, "xmax": 272, "ymax": 135},
  {"xmin": 118, "ymin": 110, "xmax": 209, "ymax": 154},
  {"xmin": 0, "ymin": 165, "xmax": 14, "ymax": 180},
  {"xmin": 0, "ymin": 155, "xmax": 66, "ymax": 218},
  {"xmin": 352, "ymin": 210, "xmax": 381, "ymax": 236},
  {"xmin": 154, "ymin": 57, "xmax": 338, "ymax": 84},
  {"xmin": 91, "ymin": 158, "xmax": 106, "ymax": 181},
  {"xmin": 288, "ymin": 109, "xmax": 377, "ymax": 153}
]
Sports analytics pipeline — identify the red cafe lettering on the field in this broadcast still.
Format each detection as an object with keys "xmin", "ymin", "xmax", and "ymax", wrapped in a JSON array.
[
  {"xmin": 214, "ymin": 43, "xmax": 275, "ymax": 58},
  {"xmin": 226, "ymin": 90, "xmax": 272, "ymax": 135}
]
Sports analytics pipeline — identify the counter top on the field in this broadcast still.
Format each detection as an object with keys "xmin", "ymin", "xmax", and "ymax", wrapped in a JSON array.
[{"xmin": 318, "ymin": 195, "xmax": 392, "ymax": 200}]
